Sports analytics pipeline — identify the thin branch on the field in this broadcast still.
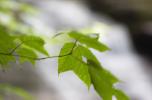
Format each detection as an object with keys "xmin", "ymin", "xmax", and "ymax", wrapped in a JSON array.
[
  {"xmin": 0, "ymin": 50, "xmax": 71, "ymax": 60},
  {"xmin": 36, "ymin": 40, "xmax": 78, "ymax": 60},
  {"xmin": 52, "ymin": 32, "xmax": 65, "ymax": 39},
  {"xmin": 0, "ymin": 40, "xmax": 78, "ymax": 61},
  {"xmin": 9, "ymin": 42, "xmax": 24, "ymax": 54},
  {"xmin": 70, "ymin": 40, "xmax": 78, "ymax": 54},
  {"xmin": 0, "ymin": 52, "xmax": 36, "ymax": 60},
  {"xmin": 36, "ymin": 53, "xmax": 71, "ymax": 60},
  {"xmin": 0, "ymin": 40, "xmax": 88, "ymax": 70}
]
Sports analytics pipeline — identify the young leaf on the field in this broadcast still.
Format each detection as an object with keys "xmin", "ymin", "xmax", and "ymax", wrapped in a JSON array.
[
  {"xmin": 19, "ymin": 35, "xmax": 49, "ymax": 56},
  {"xmin": 89, "ymin": 65, "xmax": 113, "ymax": 100},
  {"xmin": 114, "ymin": 89, "xmax": 130, "ymax": 100},
  {"xmin": 68, "ymin": 31, "xmax": 110, "ymax": 52},
  {"xmin": 58, "ymin": 42, "xmax": 91, "ymax": 87},
  {"xmin": 88, "ymin": 60, "xmax": 119, "ymax": 84},
  {"xmin": 72, "ymin": 45, "xmax": 101, "ymax": 66},
  {"xmin": 0, "ymin": 55, "xmax": 15, "ymax": 66},
  {"xmin": 74, "ymin": 45, "xmax": 118, "ymax": 84},
  {"xmin": 16, "ymin": 47, "xmax": 37, "ymax": 64},
  {"xmin": 87, "ymin": 59, "xmax": 129, "ymax": 100},
  {"xmin": 0, "ymin": 26, "xmax": 16, "ymax": 53}
]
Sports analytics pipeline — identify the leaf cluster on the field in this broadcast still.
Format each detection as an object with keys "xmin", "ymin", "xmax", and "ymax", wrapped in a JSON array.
[
  {"xmin": 58, "ymin": 31, "xmax": 129, "ymax": 100},
  {"xmin": 0, "ymin": 29, "xmax": 129, "ymax": 100},
  {"xmin": 0, "ymin": 1, "xmax": 129, "ymax": 99},
  {"xmin": 0, "ymin": 25, "xmax": 48, "ymax": 66}
]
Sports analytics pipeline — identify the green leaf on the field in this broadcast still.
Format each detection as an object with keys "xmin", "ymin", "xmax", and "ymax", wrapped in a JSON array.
[
  {"xmin": 0, "ymin": 84, "xmax": 34, "ymax": 100},
  {"xmin": 0, "ymin": 26, "xmax": 16, "ymax": 66},
  {"xmin": 74, "ymin": 45, "xmax": 118, "ymax": 83},
  {"xmin": 16, "ymin": 47, "xmax": 37, "ymax": 64},
  {"xmin": 88, "ymin": 60, "xmax": 118, "ymax": 100},
  {"xmin": 88, "ymin": 60, "xmax": 119, "ymax": 84},
  {"xmin": 0, "ymin": 55, "xmax": 15, "ymax": 66},
  {"xmin": 19, "ymin": 35, "xmax": 49, "ymax": 56},
  {"xmin": 114, "ymin": 89, "xmax": 130, "ymax": 100},
  {"xmin": 73, "ymin": 45, "xmax": 101, "ymax": 66},
  {"xmin": 58, "ymin": 43, "xmax": 123, "ymax": 100},
  {"xmin": 58, "ymin": 42, "xmax": 91, "ymax": 87},
  {"xmin": 68, "ymin": 31, "xmax": 110, "ymax": 52},
  {"xmin": 0, "ymin": 26, "xmax": 16, "ymax": 53}
]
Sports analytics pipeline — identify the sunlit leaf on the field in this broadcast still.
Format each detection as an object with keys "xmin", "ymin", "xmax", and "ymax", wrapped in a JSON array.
[
  {"xmin": 16, "ymin": 47, "xmax": 37, "ymax": 64},
  {"xmin": 68, "ymin": 31, "xmax": 110, "ymax": 52},
  {"xmin": 0, "ymin": 26, "xmax": 16, "ymax": 53},
  {"xmin": 19, "ymin": 35, "xmax": 49, "ymax": 56},
  {"xmin": 58, "ymin": 42, "xmax": 91, "ymax": 87},
  {"xmin": 87, "ymin": 60, "xmax": 119, "ymax": 100},
  {"xmin": 0, "ymin": 55, "xmax": 15, "ymax": 66},
  {"xmin": 114, "ymin": 89, "xmax": 130, "ymax": 100}
]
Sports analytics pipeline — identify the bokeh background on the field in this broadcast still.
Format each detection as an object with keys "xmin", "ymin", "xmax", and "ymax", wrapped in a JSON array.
[{"xmin": 0, "ymin": 0, "xmax": 152, "ymax": 100}]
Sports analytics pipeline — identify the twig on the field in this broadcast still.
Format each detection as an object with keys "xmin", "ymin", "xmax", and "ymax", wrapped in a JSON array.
[
  {"xmin": 52, "ymin": 32, "xmax": 65, "ymax": 39},
  {"xmin": 36, "ymin": 53, "xmax": 71, "ymax": 60},
  {"xmin": 0, "ymin": 40, "xmax": 78, "ymax": 60},
  {"xmin": 36, "ymin": 40, "xmax": 78, "ymax": 60},
  {"xmin": 70, "ymin": 40, "xmax": 78, "ymax": 54},
  {"xmin": 9, "ymin": 42, "xmax": 24, "ymax": 54}
]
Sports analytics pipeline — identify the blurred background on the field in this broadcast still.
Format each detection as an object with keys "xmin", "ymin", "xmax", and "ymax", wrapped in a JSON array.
[{"xmin": 0, "ymin": 0, "xmax": 152, "ymax": 100}]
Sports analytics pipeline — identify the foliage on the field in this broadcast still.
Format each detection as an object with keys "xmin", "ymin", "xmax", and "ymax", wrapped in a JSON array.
[
  {"xmin": 0, "ymin": 0, "xmax": 129, "ymax": 100},
  {"xmin": 0, "ymin": 29, "xmax": 129, "ymax": 100},
  {"xmin": 58, "ymin": 31, "xmax": 129, "ymax": 100}
]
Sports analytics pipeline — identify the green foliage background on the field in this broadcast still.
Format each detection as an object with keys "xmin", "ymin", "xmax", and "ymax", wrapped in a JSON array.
[{"xmin": 0, "ymin": 0, "xmax": 129, "ymax": 100}]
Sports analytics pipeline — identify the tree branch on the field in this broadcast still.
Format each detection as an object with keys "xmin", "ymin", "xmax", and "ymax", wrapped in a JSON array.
[
  {"xmin": 52, "ymin": 32, "xmax": 65, "ymax": 39},
  {"xmin": 36, "ymin": 40, "xmax": 78, "ymax": 60},
  {"xmin": 9, "ymin": 42, "xmax": 24, "ymax": 54},
  {"xmin": 0, "ymin": 40, "xmax": 78, "ymax": 61}
]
